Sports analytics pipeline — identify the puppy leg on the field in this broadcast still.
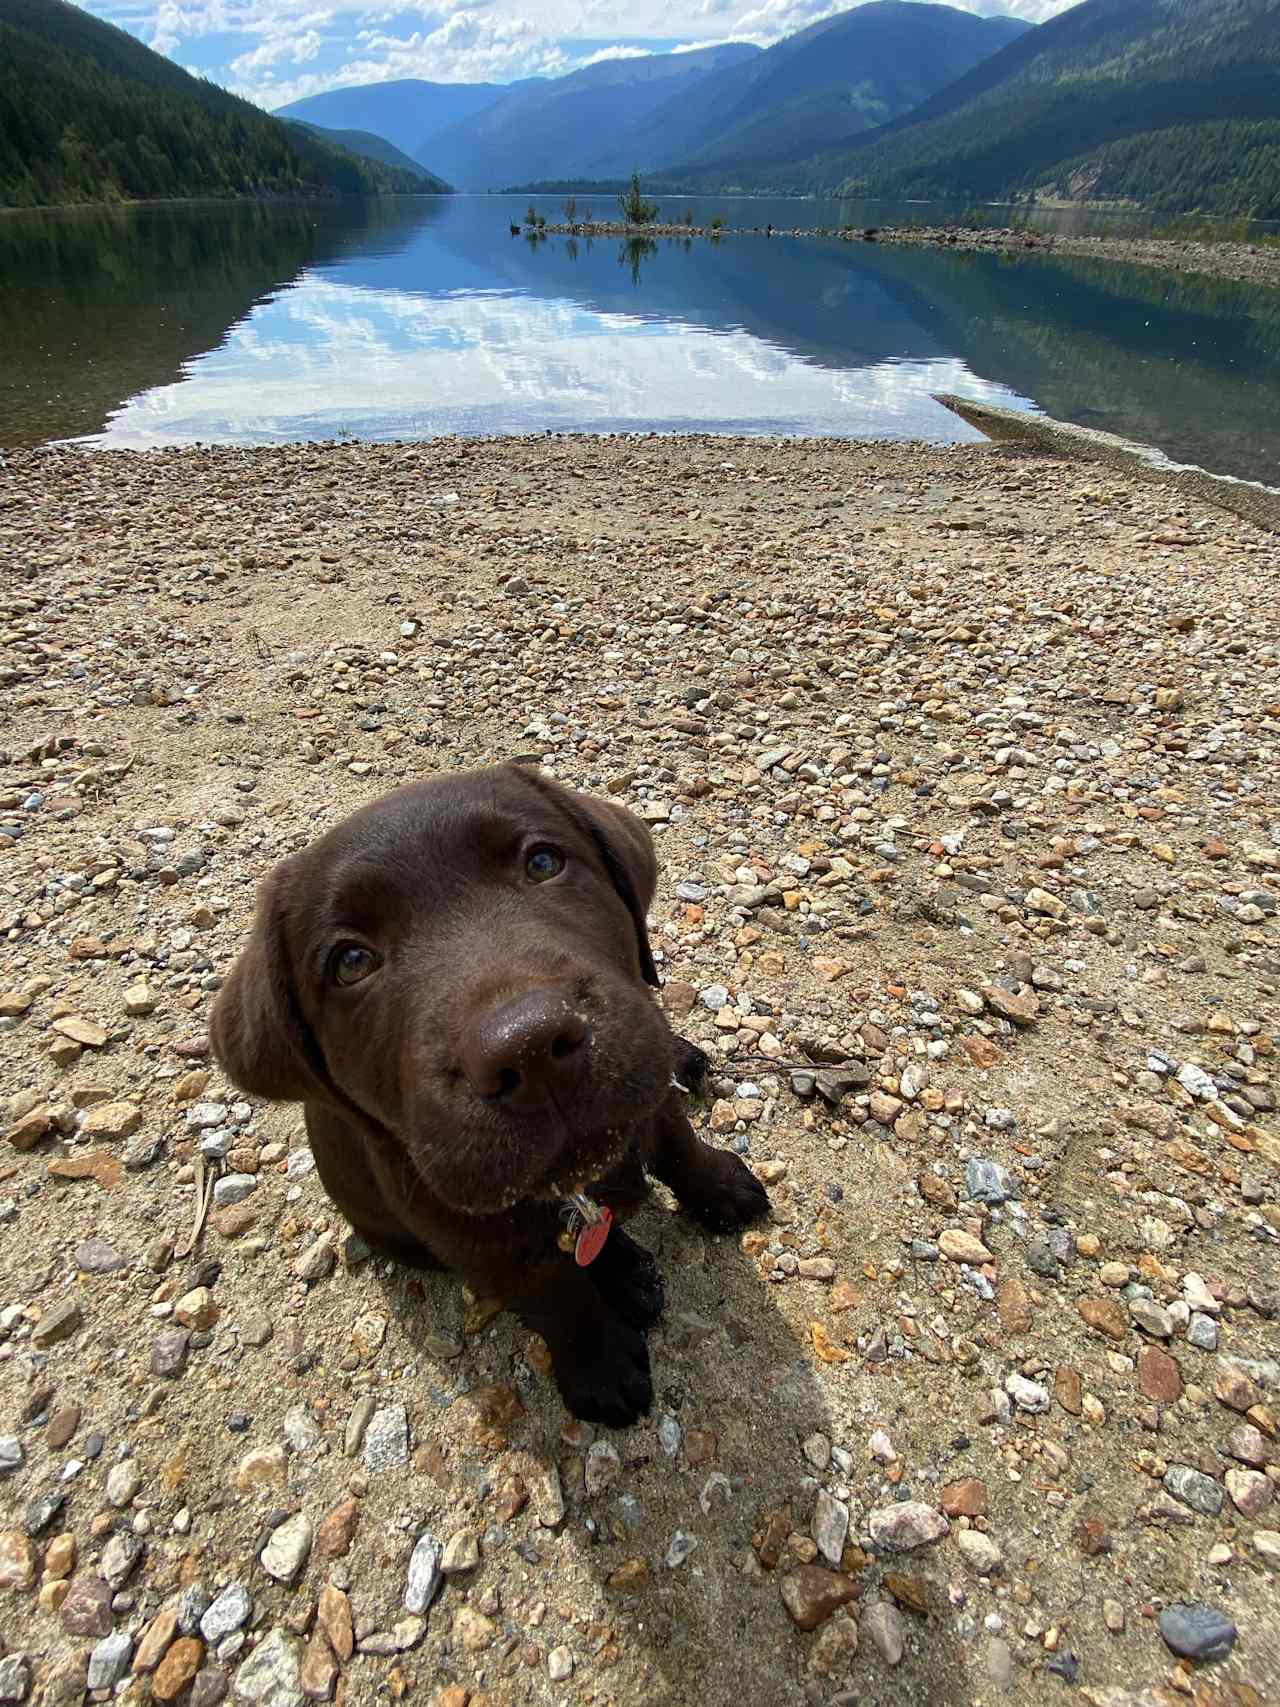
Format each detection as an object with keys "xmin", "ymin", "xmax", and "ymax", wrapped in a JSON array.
[
  {"xmin": 671, "ymin": 1035, "xmax": 710, "ymax": 1090},
  {"xmin": 305, "ymin": 1105, "xmax": 442, "ymax": 1270},
  {"xmin": 502, "ymin": 1255, "xmax": 653, "ymax": 1427},
  {"xmin": 651, "ymin": 1101, "xmax": 769, "ymax": 1231},
  {"xmin": 591, "ymin": 1225, "xmax": 664, "ymax": 1332}
]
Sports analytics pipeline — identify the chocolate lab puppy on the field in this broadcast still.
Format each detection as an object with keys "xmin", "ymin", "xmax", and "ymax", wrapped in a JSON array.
[{"xmin": 211, "ymin": 762, "xmax": 768, "ymax": 1425}]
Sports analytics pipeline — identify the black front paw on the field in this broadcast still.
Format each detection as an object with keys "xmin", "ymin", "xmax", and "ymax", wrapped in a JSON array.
[
  {"xmin": 593, "ymin": 1226, "xmax": 664, "ymax": 1332},
  {"xmin": 672, "ymin": 1035, "xmax": 710, "ymax": 1091},
  {"xmin": 555, "ymin": 1319, "xmax": 653, "ymax": 1427},
  {"xmin": 680, "ymin": 1146, "xmax": 770, "ymax": 1232}
]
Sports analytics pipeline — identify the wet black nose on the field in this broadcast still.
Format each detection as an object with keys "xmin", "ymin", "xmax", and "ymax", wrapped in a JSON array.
[{"xmin": 461, "ymin": 990, "xmax": 590, "ymax": 1111}]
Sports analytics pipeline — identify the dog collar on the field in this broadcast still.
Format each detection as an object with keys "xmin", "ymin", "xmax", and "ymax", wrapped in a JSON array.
[{"xmin": 558, "ymin": 1191, "xmax": 612, "ymax": 1266}]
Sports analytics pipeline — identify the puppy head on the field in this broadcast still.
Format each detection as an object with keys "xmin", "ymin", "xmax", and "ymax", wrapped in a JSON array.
[{"xmin": 210, "ymin": 763, "xmax": 674, "ymax": 1216}]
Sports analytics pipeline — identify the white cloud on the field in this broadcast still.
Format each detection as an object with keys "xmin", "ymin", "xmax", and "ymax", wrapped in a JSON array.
[{"xmin": 80, "ymin": 0, "xmax": 1082, "ymax": 109}]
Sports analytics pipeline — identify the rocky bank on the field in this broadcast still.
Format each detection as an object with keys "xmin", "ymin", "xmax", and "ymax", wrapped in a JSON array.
[{"xmin": 0, "ymin": 433, "xmax": 1278, "ymax": 1707}]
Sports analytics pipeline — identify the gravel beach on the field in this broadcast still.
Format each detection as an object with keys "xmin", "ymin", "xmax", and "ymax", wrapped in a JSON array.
[{"xmin": 1, "ymin": 432, "xmax": 1278, "ymax": 1707}]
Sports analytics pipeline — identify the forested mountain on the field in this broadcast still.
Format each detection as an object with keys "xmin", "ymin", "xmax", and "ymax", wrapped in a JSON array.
[
  {"xmin": 284, "ymin": 122, "xmax": 450, "ymax": 190},
  {"xmin": 777, "ymin": 0, "xmax": 1280, "ymax": 214},
  {"xmin": 616, "ymin": 3, "xmax": 1030, "ymax": 182},
  {"xmin": 275, "ymin": 79, "xmax": 516, "ymax": 167},
  {"xmin": 421, "ymin": 44, "xmax": 761, "ymax": 191},
  {"xmin": 0, "ymin": 0, "xmax": 447, "ymax": 208}
]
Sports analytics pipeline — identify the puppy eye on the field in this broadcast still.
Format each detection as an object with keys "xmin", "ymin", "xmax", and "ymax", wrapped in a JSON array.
[
  {"xmin": 525, "ymin": 845, "xmax": 565, "ymax": 883},
  {"xmin": 330, "ymin": 944, "xmax": 380, "ymax": 986}
]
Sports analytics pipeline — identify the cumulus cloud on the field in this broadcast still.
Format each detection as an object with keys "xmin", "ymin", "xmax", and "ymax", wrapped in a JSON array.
[{"xmin": 81, "ymin": 0, "xmax": 1081, "ymax": 109}]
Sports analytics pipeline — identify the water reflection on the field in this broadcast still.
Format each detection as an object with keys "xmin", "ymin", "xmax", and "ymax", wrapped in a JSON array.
[{"xmin": 0, "ymin": 195, "xmax": 1276, "ymax": 484}]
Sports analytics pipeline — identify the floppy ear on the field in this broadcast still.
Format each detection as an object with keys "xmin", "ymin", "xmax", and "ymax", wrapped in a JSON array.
[
  {"xmin": 210, "ymin": 868, "xmax": 330, "ymax": 1103},
  {"xmin": 511, "ymin": 766, "xmax": 661, "ymax": 988}
]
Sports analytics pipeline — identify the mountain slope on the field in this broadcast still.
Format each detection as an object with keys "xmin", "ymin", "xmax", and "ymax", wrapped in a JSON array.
[
  {"xmin": 802, "ymin": 0, "xmax": 1280, "ymax": 213},
  {"xmin": 615, "ymin": 2, "xmax": 1030, "ymax": 180},
  {"xmin": 285, "ymin": 121, "xmax": 450, "ymax": 190},
  {"xmin": 422, "ymin": 44, "xmax": 761, "ymax": 191},
  {"xmin": 275, "ymin": 79, "xmax": 513, "ymax": 167},
  {"xmin": 0, "ymin": 0, "xmax": 430, "ymax": 207}
]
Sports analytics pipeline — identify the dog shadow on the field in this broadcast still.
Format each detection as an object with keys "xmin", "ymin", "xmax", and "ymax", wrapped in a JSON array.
[{"xmin": 356, "ymin": 1191, "xmax": 975, "ymax": 1707}]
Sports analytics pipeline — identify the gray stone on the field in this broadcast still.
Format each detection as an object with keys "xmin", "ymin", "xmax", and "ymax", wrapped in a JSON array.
[
  {"xmin": 1163, "ymin": 1465, "xmax": 1224, "ymax": 1517},
  {"xmin": 698, "ymin": 984, "xmax": 730, "ymax": 1011},
  {"xmin": 99, "ymin": 1530, "xmax": 144, "ymax": 1588},
  {"xmin": 965, "ymin": 1158, "xmax": 1016, "ymax": 1205},
  {"xmin": 232, "ymin": 1628, "xmax": 301, "ymax": 1703},
  {"xmin": 0, "ymin": 1656, "xmax": 30, "ymax": 1703},
  {"xmin": 1005, "ymin": 1374, "xmax": 1050, "ymax": 1414},
  {"xmin": 260, "ymin": 1513, "xmax": 311, "ymax": 1583},
  {"xmin": 75, "ymin": 1239, "xmax": 126, "ymax": 1273},
  {"xmin": 282, "ymin": 1406, "xmax": 321, "ymax": 1453},
  {"xmin": 152, "ymin": 1327, "xmax": 190, "ymax": 1377},
  {"xmin": 404, "ymin": 1531, "xmax": 443, "ymax": 1614},
  {"xmin": 0, "ymin": 1436, "xmax": 23, "ymax": 1473},
  {"xmin": 861, "ymin": 1600, "xmax": 905, "ymax": 1665},
  {"xmin": 201, "ymin": 1583, "xmax": 252, "ymax": 1642},
  {"xmin": 106, "ymin": 1459, "xmax": 142, "ymax": 1506},
  {"xmin": 1129, "ymin": 1298, "xmax": 1173, "ymax": 1338},
  {"xmin": 213, "ymin": 1173, "xmax": 256, "ymax": 1207},
  {"xmin": 362, "ymin": 1404, "xmax": 409, "ymax": 1472},
  {"xmin": 868, "ymin": 1502, "xmax": 948, "ymax": 1551},
  {"xmin": 177, "ymin": 1583, "xmax": 212, "ymax": 1636},
  {"xmin": 87, "ymin": 1631, "xmax": 133, "ymax": 1690},
  {"xmin": 1187, "ymin": 1312, "xmax": 1219, "ymax": 1351},
  {"xmin": 1157, "ymin": 1603, "xmax": 1237, "ymax": 1662},
  {"xmin": 812, "ymin": 1489, "xmax": 849, "ymax": 1568}
]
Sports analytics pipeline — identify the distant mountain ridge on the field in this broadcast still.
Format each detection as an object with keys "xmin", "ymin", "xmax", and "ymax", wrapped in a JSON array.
[
  {"xmin": 418, "ymin": 44, "xmax": 761, "ymax": 191},
  {"xmin": 284, "ymin": 121, "xmax": 450, "ymax": 190},
  {"xmin": 773, "ymin": 0, "xmax": 1280, "ymax": 214},
  {"xmin": 0, "ymin": 0, "xmax": 443, "ymax": 207},
  {"xmin": 620, "ymin": 2, "xmax": 1031, "ymax": 182},
  {"xmin": 275, "ymin": 79, "xmax": 516, "ymax": 168}
]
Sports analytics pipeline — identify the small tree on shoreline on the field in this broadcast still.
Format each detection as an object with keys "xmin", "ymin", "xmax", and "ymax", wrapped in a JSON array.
[{"xmin": 618, "ymin": 171, "xmax": 658, "ymax": 225}]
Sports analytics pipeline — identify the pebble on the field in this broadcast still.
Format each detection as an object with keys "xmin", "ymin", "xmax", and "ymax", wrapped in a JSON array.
[
  {"xmin": 260, "ymin": 1512, "xmax": 312, "ymax": 1582},
  {"xmin": 868, "ymin": 1503, "xmax": 948, "ymax": 1551},
  {"xmin": 201, "ymin": 1584, "xmax": 252, "ymax": 1642},
  {"xmin": 86, "ymin": 1631, "xmax": 132, "ymax": 1690},
  {"xmin": 861, "ymin": 1600, "xmax": 905, "ymax": 1664},
  {"xmin": 1163, "ymin": 1465, "xmax": 1225, "ymax": 1517},
  {"xmin": 957, "ymin": 1530, "xmax": 1003, "ymax": 1575},
  {"xmin": 404, "ymin": 1531, "xmax": 443, "ymax": 1613},
  {"xmin": 812, "ymin": 1489, "xmax": 849, "ymax": 1567},
  {"xmin": 362, "ymin": 1404, "xmax": 409, "ymax": 1471},
  {"xmin": 780, "ymin": 1566, "xmax": 859, "ymax": 1631},
  {"xmin": 232, "ymin": 1628, "xmax": 301, "ymax": 1701},
  {"xmin": 1157, "ymin": 1602, "xmax": 1238, "ymax": 1662},
  {"xmin": 964, "ymin": 1158, "xmax": 1016, "ymax": 1204}
]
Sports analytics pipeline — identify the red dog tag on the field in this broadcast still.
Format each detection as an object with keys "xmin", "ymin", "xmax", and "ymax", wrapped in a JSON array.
[{"xmin": 575, "ymin": 1204, "xmax": 613, "ymax": 1266}]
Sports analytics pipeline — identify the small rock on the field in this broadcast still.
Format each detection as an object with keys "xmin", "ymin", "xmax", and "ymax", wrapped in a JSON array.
[
  {"xmin": 861, "ymin": 1599, "xmax": 905, "ymax": 1665},
  {"xmin": 232, "ymin": 1628, "xmax": 301, "ymax": 1701},
  {"xmin": 964, "ymin": 1158, "xmax": 1016, "ymax": 1205},
  {"xmin": 153, "ymin": 1638, "xmax": 204, "ymax": 1703},
  {"xmin": 938, "ymin": 1229, "xmax": 990, "ymax": 1265},
  {"xmin": 1163, "ymin": 1464, "xmax": 1224, "ymax": 1517},
  {"xmin": 362, "ymin": 1404, "xmax": 409, "ymax": 1471},
  {"xmin": 868, "ymin": 1502, "xmax": 948, "ymax": 1551},
  {"xmin": 261, "ymin": 1512, "xmax": 312, "ymax": 1583},
  {"xmin": 957, "ymin": 1530, "xmax": 1003, "ymax": 1575},
  {"xmin": 87, "ymin": 1631, "xmax": 133, "ymax": 1690},
  {"xmin": 1157, "ymin": 1603, "xmax": 1237, "ymax": 1662},
  {"xmin": 812, "ymin": 1489, "xmax": 849, "ymax": 1567},
  {"xmin": 404, "ymin": 1531, "xmax": 443, "ymax": 1613},
  {"xmin": 201, "ymin": 1584, "xmax": 252, "ymax": 1642},
  {"xmin": 779, "ymin": 1566, "xmax": 859, "ymax": 1631},
  {"xmin": 547, "ymin": 1647, "xmax": 574, "ymax": 1683},
  {"xmin": 32, "ymin": 1299, "xmax": 83, "ymax": 1347}
]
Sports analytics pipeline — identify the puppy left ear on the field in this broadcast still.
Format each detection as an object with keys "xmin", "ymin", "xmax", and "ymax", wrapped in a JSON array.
[{"xmin": 511, "ymin": 766, "xmax": 661, "ymax": 987}]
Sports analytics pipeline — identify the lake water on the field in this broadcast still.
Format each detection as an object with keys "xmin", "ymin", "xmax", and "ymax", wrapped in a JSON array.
[{"xmin": 2, "ymin": 194, "xmax": 1278, "ymax": 485}]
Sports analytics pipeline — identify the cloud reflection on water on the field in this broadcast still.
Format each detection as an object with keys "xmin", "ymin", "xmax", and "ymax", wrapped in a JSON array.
[{"xmin": 86, "ymin": 274, "xmax": 1032, "ymax": 447}]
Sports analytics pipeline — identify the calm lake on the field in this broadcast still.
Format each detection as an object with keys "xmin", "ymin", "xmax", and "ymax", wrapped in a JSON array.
[{"xmin": 2, "ymin": 194, "xmax": 1278, "ymax": 484}]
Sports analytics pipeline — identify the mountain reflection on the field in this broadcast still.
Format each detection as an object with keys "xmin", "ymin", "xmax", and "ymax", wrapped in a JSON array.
[{"xmin": 1, "ymin": 196, "xmax": 1276, "ymax": 485}]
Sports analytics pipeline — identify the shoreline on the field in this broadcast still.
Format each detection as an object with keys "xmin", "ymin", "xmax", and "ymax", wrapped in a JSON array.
[{"xmin": 525, "ymin": 219, "xmax": 1280, "ymax": 290}]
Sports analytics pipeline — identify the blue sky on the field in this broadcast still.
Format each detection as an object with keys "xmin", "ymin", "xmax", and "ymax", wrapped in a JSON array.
[{"xmin": 77, "ymin": 0, "xmax": 1078, "ymax": 112}]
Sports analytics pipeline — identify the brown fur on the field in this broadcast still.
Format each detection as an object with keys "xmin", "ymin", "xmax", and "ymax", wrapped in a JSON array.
[{"xmin": 210, "ymin": 762, "xmax": 767, "ymax": 1425}]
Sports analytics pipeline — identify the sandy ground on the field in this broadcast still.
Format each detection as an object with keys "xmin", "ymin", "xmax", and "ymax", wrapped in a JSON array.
[
  {"xmin": 531, "ymin": 223, "xmax": 1280, "ymax": 292},
  {"xmin": 0, "ymin": 433, "xmax": 1278, "ymax": 1707}
]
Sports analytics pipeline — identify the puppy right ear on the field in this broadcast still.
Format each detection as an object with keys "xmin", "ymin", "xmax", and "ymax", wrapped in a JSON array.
[{"xmin": 210, "ymin": 871, "xmax": 326, "ymax": 1104}]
